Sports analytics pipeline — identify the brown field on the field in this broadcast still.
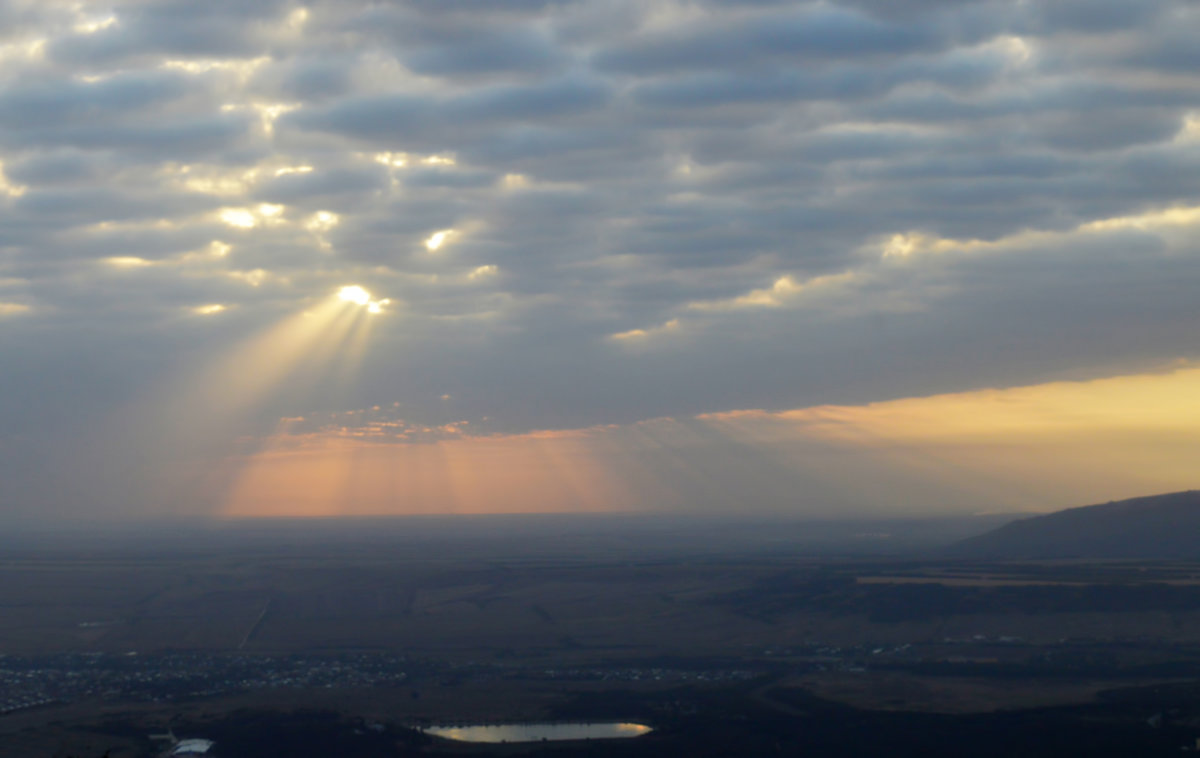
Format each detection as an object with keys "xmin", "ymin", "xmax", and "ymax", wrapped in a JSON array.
[
  {"xmin": 785, "ymin": 672, "xmax": 1181, "ymax": 713},
  {"xmin": 6, "ymin": 549, "xmax": 1200, "ymax": 658},
  {"xmin": 0, "ymin": 552, "xmax": 772, "ymax": 658},
  {"xmin": 6, "ymin": 537, "xmax": 1200, "ymax": 757},
  {"xmin": 856, "ymin": 576, "xmax": 1090, "ymax": 586}
]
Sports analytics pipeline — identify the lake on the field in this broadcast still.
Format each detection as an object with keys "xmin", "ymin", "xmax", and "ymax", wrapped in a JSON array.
[{"xmin": 422, "ymin": 722, "xmax": 653, "ymax": 743}]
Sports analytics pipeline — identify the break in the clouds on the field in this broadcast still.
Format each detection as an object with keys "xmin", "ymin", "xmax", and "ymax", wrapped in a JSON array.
[{"xmin": 1, "ymin": 0, "xmax": 1199, "ymax": 519}]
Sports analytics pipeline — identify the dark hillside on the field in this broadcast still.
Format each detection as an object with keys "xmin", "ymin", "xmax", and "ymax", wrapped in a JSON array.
[{"xmin": 948, "ymin": 491, "xmax": 1200, "ymax": 559}]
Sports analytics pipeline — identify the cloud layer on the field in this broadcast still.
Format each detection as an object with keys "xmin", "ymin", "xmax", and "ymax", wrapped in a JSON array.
[{"xmin": 2, "ymin": 0, "xmax": 1199, "ymax": 518}]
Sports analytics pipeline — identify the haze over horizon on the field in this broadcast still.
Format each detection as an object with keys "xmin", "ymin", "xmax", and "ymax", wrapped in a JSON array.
[{"xmin": 2, "ymin": 0, "xmax": 1199, "ymax": 522}]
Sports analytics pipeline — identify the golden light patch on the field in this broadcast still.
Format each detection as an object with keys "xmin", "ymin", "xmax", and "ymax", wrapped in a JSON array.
[
  {"xmin": 425, "ymin": 229, "xmax": 455, "ymax": 252},
  {"xmin": 305, "ymin": 211, "xmax": 339, "ymax": 232},
  {"xmin": 883, "ymin": 233, "xmax": 922, "ymax": 259},
  {"xmin": 699, "ymin": 363, "xmax": 1200, "ymax": 512},
  {"xmin": 103, "ymin": 256, "xmax": 155, "ymax": 268},
  {"xmin": 275, "ymin": 165, "xmax": 313, "ymax": 176},
  {"xmin": 163, "ymin": 56, "xmax": 269, "ymax": 78},
  {"xmin": 872, "ymin": 202, "xmax": 1200, "ymax": 264},
  {"xmin": 218, "ymin": 204, "xmax": 289, "ymax": 229},
  {"xmin": 0, "ymin": 38, "xmax": 46, "ymax": 65},
  {"xmin": 1180, "ymin": 112, "xmax": 1200, "ymax": 142},
  {"xmin": 285, "ymin": 7, "xmax": 309, "ymax": 29},
  {"xmin": 994, "ymin": 35, "xmax": 1032, "ymax": 65},
  {"xmin": 467, "ymin": 264, "xmax": 497, "ymax": 280},
  {"xmin": 253, "ymin": 103, "xmax": 297, "ymax": 135},
  {"xmin": 373, "ymin": 152, "xmax": 408, "ymax": 168},
  {"xmin": 179, "ymin": 166, "xmax": 253, "ymax": 197},
  {"xmin": 337, "ymin": 285, "xmax": 390, "ymax": 313},
  {"xmin": 610, "ymin": 318, "xmax": 679, "ymax": 341},
  {"xmin": 228, "ymin": 268, "xmax": 269, "ymax": 287},
  {"xmin": 219, "ymin": 208, "xmax": 258, "ymax": 229},
  {"xmin": 1082, "ymin": 205, "xmax": 1200, "ymax": 232},
  {"xmin": 73, "ymin": 14, "xmax": 117, "ymax": 34},
  {"xmin": 686, "ymin": 271, "xmax": 861, "ymax": 312},
  {"xmin": 0, "ymin": 161, "xmax": 27, "ymax": 198}
]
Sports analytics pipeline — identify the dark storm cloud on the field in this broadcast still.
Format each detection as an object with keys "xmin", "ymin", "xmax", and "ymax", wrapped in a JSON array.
[{"xmin": 2, "ymin": 0, "xmax": 1200, "ymax": 518}]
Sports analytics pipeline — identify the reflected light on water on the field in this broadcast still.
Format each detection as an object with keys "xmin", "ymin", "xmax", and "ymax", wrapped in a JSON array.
[{"xmin": 423, "ymin": 723, "xmax": 652, "ymax": 743}]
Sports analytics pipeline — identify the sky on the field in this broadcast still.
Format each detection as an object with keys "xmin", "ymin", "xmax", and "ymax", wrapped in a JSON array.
[{"xmin": 1, "ymin": 0, "xmax": 1199, "ymax": 521}]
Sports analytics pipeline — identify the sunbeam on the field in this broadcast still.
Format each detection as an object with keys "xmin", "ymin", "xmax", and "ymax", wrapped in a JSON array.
[{"xmin": 121, "ymin": 287, "xmax": 391, "ymax": 515}]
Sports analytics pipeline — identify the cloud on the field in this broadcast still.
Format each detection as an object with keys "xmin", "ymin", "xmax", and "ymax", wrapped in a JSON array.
[
  {"xmin": 0, "ymin": 70, "xmax": 193, "ymax": 132},
  {"xmin": 402, "ymin": 25, "xmax": 567, "ymax": 77},
  {"xmin": 1, "ymin": 0, "xmax": 1200, "ymax": 519},
  {"xmin": 45, "ymin": 0, "xmax": 298, "ymax": 67},
  {"xmin": 286, "ymin": 75, "xmax": 613, "ymax": 146},
  {"xmin": 251, "ymin": 166, "xmax": 389, "ymax": 204},
  {"xmin": 594, "ymin": 5, "xmax": 946, "ymax": 74},
  {"xmin": 609, "ymin": 318, "xmax": 679, "ymax": 343}
]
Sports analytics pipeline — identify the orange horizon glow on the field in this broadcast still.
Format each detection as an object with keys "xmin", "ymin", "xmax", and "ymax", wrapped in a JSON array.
[
  {"xmin": 220, "ymin": 430, "xmax": 636, "ymax": 518},
  {"xmin": 215, "ymin": 363, "xmax": 1200, "ymax": 519}
]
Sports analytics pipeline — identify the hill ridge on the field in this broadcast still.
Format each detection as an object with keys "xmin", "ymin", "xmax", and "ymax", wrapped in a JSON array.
[{"xmin": 949, "ymin": 490, "xmax": 1200, "ymax": 560}]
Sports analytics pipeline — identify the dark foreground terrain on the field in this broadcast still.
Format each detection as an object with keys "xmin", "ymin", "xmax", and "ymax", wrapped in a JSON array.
[
  {"xmin": 63, "ymin": 681, "xmax": 1200, "ymax": 758},
  {"xmin": 4, "ymin": 513, "xmax": 1200, "ymax": 757},
  {"xmin": 24, "ymin": 680, "xmax": 1200, "ymax": 758}
]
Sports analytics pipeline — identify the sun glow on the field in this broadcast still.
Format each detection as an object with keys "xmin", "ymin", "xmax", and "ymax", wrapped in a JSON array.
[
  {"xmin": 338, "ymin": 285, "xmax": 371, "ymax": 306},
  {"xmin": 338, "ymin": 285, "xmax": 390, "ymax": 314}
]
